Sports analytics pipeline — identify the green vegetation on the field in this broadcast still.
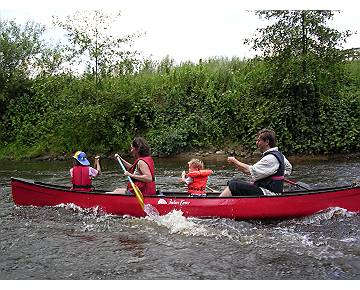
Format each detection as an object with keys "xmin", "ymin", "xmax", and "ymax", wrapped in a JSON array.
[{"xmin": 1, "ymin": 10, "xmax": 360, "ymax": 159}]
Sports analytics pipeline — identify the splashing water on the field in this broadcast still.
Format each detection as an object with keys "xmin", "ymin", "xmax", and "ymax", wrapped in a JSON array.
[
  {"xmin": 147, "ymin": 209, "xmax": 209, "ymax": 236},
  {"xmin": 55, "ymin": 203, "xmax": 103, "ymax": 216},
  {"xmin": 143, "ymin": 205, "xmax": 244, "ymax": 239},
  {"xmin": 298, "ymin": 207, "xmax": 356, "ymax": 225},
  {"xmin": 144, "ymin": 204, "xmax": 160, "ymax": 218}
]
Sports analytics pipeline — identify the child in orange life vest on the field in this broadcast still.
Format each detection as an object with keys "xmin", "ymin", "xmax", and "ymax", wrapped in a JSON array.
[
  {"xmin": 180, "ymin": 158, "xmax": 213, "ymax": 196},
  {"xmin": 70, "ymin": 151, "xmax": 101, "ymax": 191}
]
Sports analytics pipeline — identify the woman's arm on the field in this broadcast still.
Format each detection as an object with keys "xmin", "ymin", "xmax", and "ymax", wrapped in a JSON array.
[
  {"xmin": 115, "ymin": 153, "xmax": 132, "ymax": 170},
  {"xmin": 125, "ymin": 160, "xmax": 153, "ymax": 183}
]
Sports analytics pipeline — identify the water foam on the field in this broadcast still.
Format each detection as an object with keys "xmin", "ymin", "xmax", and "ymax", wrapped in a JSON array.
[
  {"xmin": 142, "ymin": 209, "xmax": 254, "ymax": 242},
  {"xmin": 144, "ymin": 204, "xmax": 160, "ymax": 218},
  {"xmin": 298, "ymin": 207, "xmax": 356, "ymax": 225},
  {"xmin": 55, "ymin": 203, "xmax": 104, "ymax": 217},
  {"xmin": 340, "ymin": 237, "xmax": 358, "ymax": 243},
  {"xmin": 146, "ymin": 209, "xmax": 209, "ymax": 236}
]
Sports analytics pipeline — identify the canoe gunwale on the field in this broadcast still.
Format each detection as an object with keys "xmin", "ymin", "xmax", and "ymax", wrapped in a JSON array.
[
  {"xmin": 10, "ymin": 176, "xmax": 359, "ymax": 198},
  {"xmin": 10, "ymin": 177, "xmax": 360, "ymax": 219}
]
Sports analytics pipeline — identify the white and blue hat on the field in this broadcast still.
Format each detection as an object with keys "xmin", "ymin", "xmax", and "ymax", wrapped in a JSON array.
[{"xmin": 73, "ymin": 151, "xmax": 90, "ymax": 166}]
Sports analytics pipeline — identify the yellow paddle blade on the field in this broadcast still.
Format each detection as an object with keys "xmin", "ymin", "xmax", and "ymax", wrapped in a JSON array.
[{"xmin": 131, "ymin": 183, "xmax": 144, "ymax": 210}]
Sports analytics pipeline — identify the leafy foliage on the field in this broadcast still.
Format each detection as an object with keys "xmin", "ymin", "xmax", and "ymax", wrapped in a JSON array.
[
  {"xmin": 0, "ymin": 19, "xmax": 59, "ymax": 144},
  {"xmin": 244, "ymin": 10, "xmax": 356, "ymax": 151},
  {"xmin": 0, "ymin": 11, "xmax": 360, "ymax": 159},
  {"xmin": 52, "ymin": 10, "xmax": 142, "ymax": 84}
]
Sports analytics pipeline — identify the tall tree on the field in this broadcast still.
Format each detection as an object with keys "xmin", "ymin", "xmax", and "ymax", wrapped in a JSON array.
[
  {"xmin": 0, "ymin": 19, "xmax": 47, "ymax": 126},
  {"xmin": 244, "ymin": 10, "xmax": 354, "ymax": 150},
  {"xmin": 0, "ymin": 18, "xmax": 60, "ymax": 145},
  {"xmin": 53, "ymin": 10, "xmax": 142, "ymax": 84},
  {"xmin": 246, "ymin": 10, "xmax": 352, "ymax": 99}
]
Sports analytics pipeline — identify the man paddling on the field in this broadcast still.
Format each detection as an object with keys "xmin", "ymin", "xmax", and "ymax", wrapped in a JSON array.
[{"xmin": 219, "ymin": 128, "xmax": 292, "ymax": 196}]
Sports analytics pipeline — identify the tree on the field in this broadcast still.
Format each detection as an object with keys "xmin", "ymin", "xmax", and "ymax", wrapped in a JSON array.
[
  {"xmin": 246, "ymin": 10, "xmax": 352, "ymax": 97},
  {"xmin": 244, "ymin": 10, "xmax": 354, "ymax": 151},
  {"xmin": 53, "ymin": 10, "xmax": 142, "ymax": 84},
  {"xmin": 0, "ymin": 18, "xmax": 64, "ymax": 146},
  {"xmin": 0, "ymin": 19, "xmax": 47, "ymax": 128}
]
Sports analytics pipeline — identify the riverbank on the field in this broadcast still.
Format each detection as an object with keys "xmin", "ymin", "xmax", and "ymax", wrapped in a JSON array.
[
  {"xmin": 161, "ymin": 151, "xmax": 360, "ymax": 165},
  {"xmin": 2, "ymin": 149, "xmax": 359, "ymax": 165}
]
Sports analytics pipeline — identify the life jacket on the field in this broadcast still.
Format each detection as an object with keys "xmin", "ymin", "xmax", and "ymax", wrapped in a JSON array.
[
  {"xmin": 127, "ymin": 156, "xmax": 156, "ymax": 195},
  {"xmin": 254, "ymin": 150, "xmax": 285, "ymax": 193},
  {"xmin": 186, "ymin": 169, "xmax": 213, "ymax": 195},
  {"xmin": 71, "ymin": 166, "xmax": 92, "ymax": 191}
]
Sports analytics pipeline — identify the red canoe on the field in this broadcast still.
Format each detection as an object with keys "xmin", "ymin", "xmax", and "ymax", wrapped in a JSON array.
[{"xmin": 11, "ymin": 177, "xmax": 360, "ymax": 220}]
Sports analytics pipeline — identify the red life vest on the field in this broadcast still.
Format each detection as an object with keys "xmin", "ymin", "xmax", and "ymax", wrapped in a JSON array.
[
  {"xmin": 71, "ymin": 166, "xmax": 92, "ymax": 191},
  {"xmin": 127, "ymin": 156, "xmax": 156, "ymax": 195},
  {"xmin": 186, "ymin": 169, "xmax": 213, "ymax": 195}
]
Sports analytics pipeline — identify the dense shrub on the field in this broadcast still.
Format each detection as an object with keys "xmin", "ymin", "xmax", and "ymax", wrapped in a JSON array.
[{"xmin": 0, "ymin": 57, "xmax": 360, "ymax": 159}]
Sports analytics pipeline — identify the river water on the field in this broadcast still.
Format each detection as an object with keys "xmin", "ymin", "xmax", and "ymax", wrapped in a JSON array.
[{"xmin": 1, "ymin": 155, "xmax": 360, "ymax": 280}]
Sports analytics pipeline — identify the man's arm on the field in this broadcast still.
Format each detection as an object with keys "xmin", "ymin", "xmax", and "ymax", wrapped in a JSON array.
[
  {"xmin": 227, "ymin": 157, "xmax": 250, "ymax": 175},
  {"xmin": 284, "ymin": 157, "xmax": 292, "ymax": 176}
]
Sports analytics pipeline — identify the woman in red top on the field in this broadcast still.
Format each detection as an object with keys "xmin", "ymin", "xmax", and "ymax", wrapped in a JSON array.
[{"xmin": 113, "ymin": 137, "xmax": 156, "ymax": 195}]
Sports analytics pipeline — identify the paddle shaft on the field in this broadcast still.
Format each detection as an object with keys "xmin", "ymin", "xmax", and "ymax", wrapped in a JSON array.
[
  {"xmin": 116, "ymin": 156, "xmax": 144, "ymax": 210},
  {"xmin": 116, "ymin": 156, "xmax": 133, "ymax": 184},
  {"xmin": 206, "ymin": 186, "xmax": 220, "ymax": 193},
  {"xmin": 284, "ymin": 178, "xmax": 311, "ymax": 190}
]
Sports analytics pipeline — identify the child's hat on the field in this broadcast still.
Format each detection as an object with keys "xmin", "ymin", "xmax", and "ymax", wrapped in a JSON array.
[{"xmin": 73, "ymin": 151, "xmax": 90, "ymax": 166}]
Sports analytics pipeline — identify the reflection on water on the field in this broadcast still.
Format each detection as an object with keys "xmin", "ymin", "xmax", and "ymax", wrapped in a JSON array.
[
  {"xmin": 116, "ymin": 236, "xmax": 145, "ymax": 258},
  {"xmin": 0, "ymin": 156, "xmax": 360, "ymax": 279}
]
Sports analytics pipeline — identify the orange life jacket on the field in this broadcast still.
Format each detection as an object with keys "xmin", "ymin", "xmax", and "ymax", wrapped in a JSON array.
[
  {"xmin": 71, "ymin": 166, "xmax": 92, "ymax": 191},
  {"xmin": 127, "ymin": 156, "xmax": 156, "ymax": 195},
  {"xmin": 186, "ymin": 169, "xmax": 213, "ymax": 195}
]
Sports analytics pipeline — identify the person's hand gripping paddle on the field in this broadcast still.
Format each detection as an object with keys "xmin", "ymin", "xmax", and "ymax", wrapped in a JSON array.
[{"xmin": 115, "ymin": 154, "xmax": 144, "ymax": 210}]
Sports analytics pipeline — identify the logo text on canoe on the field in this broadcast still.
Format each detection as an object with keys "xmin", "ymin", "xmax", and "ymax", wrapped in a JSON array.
[{"xmin": 157, "ymin": 199, "xmax": 190, "ymax": 206}]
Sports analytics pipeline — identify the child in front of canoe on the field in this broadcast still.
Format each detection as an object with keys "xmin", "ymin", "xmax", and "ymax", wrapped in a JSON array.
[
  {"xmin": 180, "ymin": 158, "xmax": 213, "ymax": 197},
  {"xmin": 70, "ymin": 151, "xmax": 101, "ymax": 191}
]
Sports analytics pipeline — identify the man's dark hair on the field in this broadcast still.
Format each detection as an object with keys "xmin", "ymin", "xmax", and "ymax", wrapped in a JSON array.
[
  {"xmin": 132, "ymin": 137, "xmax": 151, "ymax": 157},
  {"xmin": 257, "ymin": 128, "xmax": 277, "ymax": 148}
]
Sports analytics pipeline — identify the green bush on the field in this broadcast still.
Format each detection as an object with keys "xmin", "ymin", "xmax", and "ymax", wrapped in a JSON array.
[{"xmin": 1, "ymin": 57, "xmax": 360, "ymax": 159}]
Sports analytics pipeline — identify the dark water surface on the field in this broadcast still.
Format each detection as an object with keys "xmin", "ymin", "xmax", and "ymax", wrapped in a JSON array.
[{"xmin": 1, "ymin": 156, "xmax": 360, "ymax": 279}]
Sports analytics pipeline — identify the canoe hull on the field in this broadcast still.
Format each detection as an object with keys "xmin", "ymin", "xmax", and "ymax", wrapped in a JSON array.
[{"xmin": 11, "ymin": 177, "xmax": 360, "ymax": 220}]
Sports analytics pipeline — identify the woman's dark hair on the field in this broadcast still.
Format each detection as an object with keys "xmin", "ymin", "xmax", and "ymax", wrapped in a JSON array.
[
  {"xmin": 257, "ymin": 128, "xmax": 277, "ymax": 148},
  {"xmin": 132, "ymin": 137, "xmax": 151, "ymax": 157}
]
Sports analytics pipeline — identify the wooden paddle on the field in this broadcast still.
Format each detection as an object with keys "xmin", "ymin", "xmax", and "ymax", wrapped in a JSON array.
[
  {"xmin": 115, "ymin": 154, "xmax": 144, "ymax": 210},
  {"xmin": 284, "ymin": 178, "xmax": 311, "ymax": 190}
]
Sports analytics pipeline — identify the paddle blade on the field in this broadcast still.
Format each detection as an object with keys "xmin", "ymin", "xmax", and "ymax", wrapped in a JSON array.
[
  {"xmin": 132, "ymin": 183, "xmax": 144, "ymax": 210},
  {"xmin": 284, "ymin": 178, "xmax": 311, "ymax": 190},
  {"xmin": 296, "ymin": 181, "xmax": 311, "ymax": 190},
  {"xmin": 144, "ymin": 204, "xmax": 160, "ymax": 218}
]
